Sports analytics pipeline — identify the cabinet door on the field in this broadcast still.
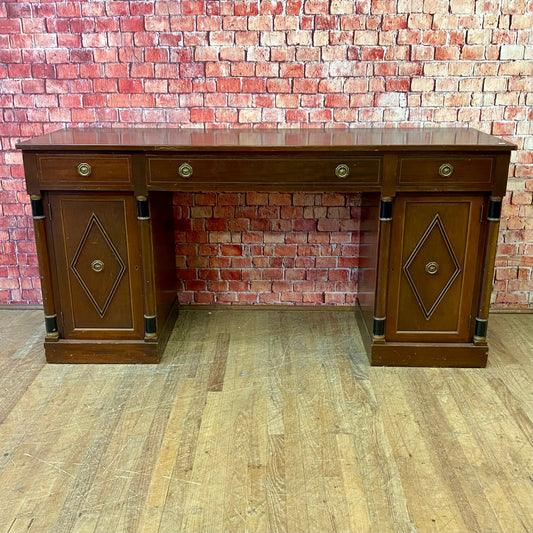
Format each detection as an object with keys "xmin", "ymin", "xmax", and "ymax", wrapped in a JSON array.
[
  {"xmin": 386, "ymin": 195, "xmax": 484, "ymax": 343},
  {"xmin": 49, "ymin": 193, "xmax": 143, "ymax": 340}
]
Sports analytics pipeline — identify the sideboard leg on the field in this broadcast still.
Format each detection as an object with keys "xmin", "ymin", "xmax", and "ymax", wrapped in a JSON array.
[
  {"xmin": 474, "ymin": 196, "xmax": 502, "ymax": 345},
  {"xmin": 137, "ymin": 195, "xmax": 158, "ymax": 340},
  {"xmin": 31, "ymin": 195, "xmax": 59, "ymax": 340}
]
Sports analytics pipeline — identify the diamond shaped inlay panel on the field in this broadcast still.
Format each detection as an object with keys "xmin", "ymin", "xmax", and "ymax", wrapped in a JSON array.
[
  {"xmin": 71, "ymin": 213, "xmax": 126, "ymax": 318},
  {"xmin": 403, "ymin": 214, "xmax": 461, "ymax": 320}
]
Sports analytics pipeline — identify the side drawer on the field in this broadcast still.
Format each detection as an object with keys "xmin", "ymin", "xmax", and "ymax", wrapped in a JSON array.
[
  {"xmin": 398, "ymin": 155, "xmax": 494, "ymax": 188},
  {"xmin": 147, "ymin": 154, "xmax": 382, "ymax": 190},
  {"xmin": 36, "ymin": 153, "xmax": 132, "ymax": 189}
]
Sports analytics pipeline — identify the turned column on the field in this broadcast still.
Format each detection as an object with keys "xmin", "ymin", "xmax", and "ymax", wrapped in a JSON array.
[
  {"xmin": 474, "ymin": 196, "xmax": 502, "ymax": 345},
  {"xmin": 30, "ymin": 195, "xmax": 59, "ymax": 340},
  {"xmin": 373, "ymin": 197, "xmax": 393, "ymax": 341}
]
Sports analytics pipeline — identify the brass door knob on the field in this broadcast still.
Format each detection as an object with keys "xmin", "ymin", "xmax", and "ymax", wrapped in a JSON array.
[
  {"xmin": 425, "ymin": 261, "xmax": 439, "ymax": 275},
  {"xmin": 77, "ymin": 162, "xmax": 92, "ymax": 177},
  {"xmin": 91, "ymin": 259, "xmax": 104, "ymax": 272},
  {"xmin": 178, "ymin": 163, "xmax": 193, "ymax": 179},
  {"xmin": 335, "ymin": 164, "xmax": 350, "ymax": 179},
  {"xmin": 438, "ymin": 163, "xmax": 454, "ymax": 178}
]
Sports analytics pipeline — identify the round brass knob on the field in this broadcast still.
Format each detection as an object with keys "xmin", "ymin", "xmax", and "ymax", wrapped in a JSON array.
[
  {"xmin": 91, "ymin": 259, "xmax": 104, "ymax": 273},
  {"xmin": 178, "ymin": 163, "xmax": 193, "ymax": 179},
  {"xmin": 438, "ymin": 163, "xmax": 454, "ymax": 178},
  {"xmin": 77, "ymin": 162, "xmax": 92, "ymax": 177},
  {"xmin": 335, "ymin": 163, "xmax": 350, "ymax": 179},
  {"xmin": 425, "ymin": 261, "xmax": 439, "ymax": 275}
]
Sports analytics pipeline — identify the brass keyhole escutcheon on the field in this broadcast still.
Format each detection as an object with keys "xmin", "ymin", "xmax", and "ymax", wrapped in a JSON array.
[
  {"xmin": 438, "ymin": 163, "xmax": 454, "ymax": 178},
  {"xmin": 91, "ymin": 259, "xmax": 104, "ymax": 273},
  {"xmin": 178, "ymin": 163, "xmax": 193, "ymax": 179},
  {"xmin": 425, "ymin": 261, "xmax": 439, "ymax": 275},
  {"xmin": 77, "ymin": 162, "xmax": 92, "ymax": 177},
  {"xmin": 335, "ymin": 164, "xmax": 350, "ymax": 179}
]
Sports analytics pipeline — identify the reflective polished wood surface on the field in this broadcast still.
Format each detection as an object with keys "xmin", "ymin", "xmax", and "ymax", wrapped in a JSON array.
[{"xmin": 18, "ymin": 126, "xmax": 516, "ymax": 152}]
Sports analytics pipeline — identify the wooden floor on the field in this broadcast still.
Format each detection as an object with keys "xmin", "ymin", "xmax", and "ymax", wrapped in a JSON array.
[{"xmin": 0, "ymin": 308, "xmax": 531, "ymax": 533}]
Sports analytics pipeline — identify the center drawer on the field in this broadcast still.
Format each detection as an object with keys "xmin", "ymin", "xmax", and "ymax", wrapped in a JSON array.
[{"xmin": 147, "ymin": 154, "xmax": 382, "ymax": 190}]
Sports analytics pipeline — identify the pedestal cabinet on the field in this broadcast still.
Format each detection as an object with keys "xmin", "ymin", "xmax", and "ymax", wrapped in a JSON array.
[
  {"xmin": 386, "ymin": 195, "xmax": 484, "ymax": 343},
  {"xmin": 47, "ymin": 193, "xmax": 143, "ymax": 340},
  {"xmin": 17, "ymin": 127, "xmax": 515, "ymax": 367}
]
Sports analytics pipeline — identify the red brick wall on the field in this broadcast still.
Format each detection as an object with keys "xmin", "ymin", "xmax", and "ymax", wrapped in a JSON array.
[
  {"xmin": 1, "ymin": 1, "xmax": 532, "ymax": 308},
  {"xmin": 174, "ymin": 191, "xmax": 361, "ymax": 305}
]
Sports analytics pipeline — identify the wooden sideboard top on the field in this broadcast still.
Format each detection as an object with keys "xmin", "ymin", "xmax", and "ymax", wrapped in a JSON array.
[{"xmin": 17, "ymin": 126, "xmax": 516, "ymax": 152}]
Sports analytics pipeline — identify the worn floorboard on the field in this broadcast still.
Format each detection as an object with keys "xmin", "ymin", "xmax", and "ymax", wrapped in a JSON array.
[{"xmin": 0, "ymin": 308, "xmax": 531, "ymax": 533}]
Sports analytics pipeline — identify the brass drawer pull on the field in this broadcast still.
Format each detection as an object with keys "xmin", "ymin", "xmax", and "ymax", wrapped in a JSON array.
[
  {"xmin": 77, "ymin": 162, "xmax": 92, "ymax": 177},
  {"xmin": 91, "ymin": 259, "xmax": 104, "ymax": 272},
  {"xmin": 178, "ymin": 163, "xmax": 193, "ymax": 179},
  {"xmin": 438, "ymin": 163, "xmax": 454, "ymax": 178},
  {"xmin": 425, "ymin": 261, "xmax": 439, "ymax": 275},
  {"xmin": 335, "ymin": 163, "xmax": 350, "ymax": 179}
]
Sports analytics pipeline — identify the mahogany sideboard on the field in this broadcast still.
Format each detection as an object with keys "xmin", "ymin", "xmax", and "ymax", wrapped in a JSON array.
[{"xmin": 17, "ymin": 127, "xmax": 516, "ymax": 367}]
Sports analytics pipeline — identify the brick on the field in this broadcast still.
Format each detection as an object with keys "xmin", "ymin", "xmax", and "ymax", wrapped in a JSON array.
[
  {"xmin": 273, "ymin": 15, "xmax": 298, "ymax": 30},
  {"xmin": 304, "ymin": 0, "xmax": 329, "ymax": 13},
  {"xmin": 280, "ymin": 63, "xmax": 305, "ymax": 78},
  {"xmin": 329, "ymin": 31, "xmax": 354, "ymax": 46},
  {"xmin": 221, "ymin": 16, "xmax": 247, "ymax": 31},
  {"xmin": 264, "ymin": 78, "xmax": 289, "ymax": 94},
  {"xmin": 423, "ymin": 0, "xmax": 449, "ymax": 12},
  {"xmin": 353, "ymin": 30, "xmax": 379, "ymax": 45},
  {"xmin": 260, "ymin": 31, "xmax": 286, "ymax": 46},
  {"xmin": 227, "ymin": 218, "xmax": 249, "ymax": 231},
  {"xmin": 260, "ymin": 1, "xmax": 283, "ymax": 14},
  {"xmin": 408, "ymin": 14, "xmax": 433, "ymax": 29},
  {"xmin": 237, "ymin": 109, "xmax": 260, "ymax": 123},
  {"xmin": 370, "ymin": 0, "xmax": 396, "ymax": 13},
  {"xmin": 411, "ymin": 45, "xmax": 434, "ymax": 60},
  {"xmin": 308, "ymin": 231, "xmax": 330, "ymax": 244},
  {"xmin": 500, "ymin": 45, "xmax": 525, "ymax": 60},
  {"xmin": 495, "ymin": 267, "xmax": 519, "ymax": 280},
  {"xmin": 459, "ymin": 45, "xmax": 484, "ymax": 60},
  {"xmin": 422, "ymin": 30, "xmax": 448, "ymax": 45},
  {"xmin": 278, "ymin": 292, "xmax": 301, "ymax": 302},
  {"xmin": 498, "ymin": 61, "xmax": 533, "ymax": 76},
  {"xmin": 275, "ymin": 94, "xmax": 299, "ymax": 108},
  {"xmin": 266, "ymin": 193, "xmax": 290, "ymax": 206},
  {"xmin": 0, "ymin": 19, "xmax": 22, "ymax": 34},
  {"xmin": 322, "ymin": 293, "xmax": 343, "ymax": 304},
  {"xmin": 271, "ymin": 48, "xmax": 294, "ymax": 63},
  {"xmin": 255, "ymin": 292, "xmax": 277, "ymax": 303},
  {"xmin": 307, "ymin": 108, "xmax": 331, "ymax": 122},
  {"xmin": 216, "ymin": 78, "xmax": 242, "ymax": 93},
  {"xmin": 294, "ymin": 220, "xmax": 317, "ymax": 232},
  {"xmin": 511, "ymin": 15, "xmax": 533, "ymax": 29},
  {"xmin": 324, "ymin": 94, "xmax": 349, "ymax": 108},
  {"xmin": 450, "ymin": 0, "xmax": 475, "ymax": 13},
  {"xmin": 386, "ymin": 78, "xmax": 410, "ymax": 92},
  {"xmin": 317, "ymin": 219, "xmax": 340, "ymax": 231},
  {"xmin": 259, "ymin": 268, "xmax": 282, "ymax": 280},
  {"xmin": 288, "ymin": 31, "xmax": 312, "ymax": 46},
  {"xmin": 287, "ymin": 1, "xmax": 303, "ymax": 14},
  {"xmin": 190, "ymin": 108, "xmax": 214, "ymax": 122}
]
